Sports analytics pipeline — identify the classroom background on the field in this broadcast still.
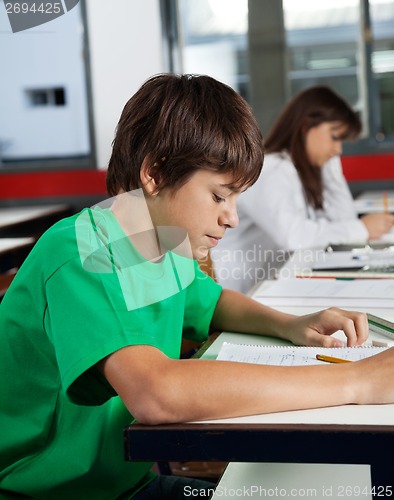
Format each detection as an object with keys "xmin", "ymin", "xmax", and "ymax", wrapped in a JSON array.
[
  {"xmin": 0, "ymin": 0, "xmax": 393, "ymax": 210},
  {"xmin": 1, "ymin": 0, "xmax": 394, "ymax": 490},
  {"xmin": 0, "ymin": 0, "xmax": 393, "ymax": 273}
]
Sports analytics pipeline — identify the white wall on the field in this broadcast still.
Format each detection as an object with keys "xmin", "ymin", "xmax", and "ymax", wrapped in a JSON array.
[{"xmin": 85, "ymin": 0, "xmax": 165, "ymax": 169}]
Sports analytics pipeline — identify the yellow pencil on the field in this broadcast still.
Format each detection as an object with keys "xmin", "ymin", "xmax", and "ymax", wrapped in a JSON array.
[
  {"xmin": 383, "ymin": 191, "xmax": 389, "ymax": 214},
  {"xmin": 316, "ymin": 354, "xmax": 352, "ymax": 364}
]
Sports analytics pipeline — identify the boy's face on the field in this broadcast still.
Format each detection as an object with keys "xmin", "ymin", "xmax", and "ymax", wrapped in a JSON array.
[{"xmin": 149, "ymin": 169, "xmax": 240, "ymax": 260}]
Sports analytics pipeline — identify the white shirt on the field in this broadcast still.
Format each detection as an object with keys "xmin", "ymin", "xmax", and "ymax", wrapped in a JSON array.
[{"xmin": 211, "ymin": 152, "xmax": 368, "ymax": 293}]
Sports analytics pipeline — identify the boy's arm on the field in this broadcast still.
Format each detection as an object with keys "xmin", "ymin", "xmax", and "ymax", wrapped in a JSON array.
[
  {"xmin": 210, "ymin": 288, "xmax": 369, "ymax": 347},
  {"xmin": 98, "ymin": 342, "xmax": 394, "ymax": 425},
  {"xmin": 97, "ymin": 288, "xmax": 388, "ymax": 426}
]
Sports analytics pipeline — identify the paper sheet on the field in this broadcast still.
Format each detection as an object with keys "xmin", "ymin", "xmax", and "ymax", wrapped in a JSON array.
[
  {"xmin": 253, "ymin": 278, "xmax": 394, "ymax": 307},
  {"xmin": 217, "ymin": 343, "xmax": 387, "ymax": 366}
]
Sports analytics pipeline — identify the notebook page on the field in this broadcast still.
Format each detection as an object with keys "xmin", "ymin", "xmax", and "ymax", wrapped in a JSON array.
[{"xmin": 217, "ymin": 343, "xmax": 388, "ymax": 366}]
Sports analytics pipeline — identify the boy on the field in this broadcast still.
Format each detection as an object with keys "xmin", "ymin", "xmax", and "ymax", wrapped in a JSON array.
[{"xmin": 1, "ymin": 74, "xmax": 394, "ymax": 500}]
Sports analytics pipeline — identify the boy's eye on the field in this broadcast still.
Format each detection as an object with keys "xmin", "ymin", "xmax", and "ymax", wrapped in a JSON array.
[{"xmin": 213, "ymin": 194, "xmax": 225, "ymax": 203}]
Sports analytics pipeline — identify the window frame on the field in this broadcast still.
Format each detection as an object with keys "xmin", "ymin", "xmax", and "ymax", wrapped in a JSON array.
[
  {"xmin": 0, "ymin": 0, "xmax": 97, "ymax": 173},
  {"xmin": 167, "ymin": 0, "xmax": 394, "ymax": 156}
]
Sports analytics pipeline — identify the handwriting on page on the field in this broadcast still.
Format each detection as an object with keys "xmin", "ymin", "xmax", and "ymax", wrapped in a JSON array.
[{"xmin": 217, "ymin": 343, "xmax": 387, "ymax": 366}]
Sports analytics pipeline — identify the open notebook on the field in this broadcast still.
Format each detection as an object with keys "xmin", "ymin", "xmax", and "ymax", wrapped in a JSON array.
[{"xmin": 217, "ymin": 343, "xmax": 388, "ymax": 366}]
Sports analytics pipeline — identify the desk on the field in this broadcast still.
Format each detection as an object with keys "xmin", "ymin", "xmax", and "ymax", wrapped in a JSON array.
[
  {"xmin": 354, "ymin": 190, "xmax": 394, "ymax": 215},
  {"xmin": 124, "ymin": 246, "xmax": 394, "ymax": 487},
  {"xmin": 0, "ymin": 204, "xmax": 71, "ymax": 237},
  {"xmin": 0, "ymin": 237, "xmax": 35, "ymax": 272},
  {"xmin": 124, "ymin": 328, "xmax": 394, "ymax": 488},
  {"xmin": 0, "ymin": 237, "xmax": 35, "ymax": 254},
  {"xmin": 211, "ymin": 462, "xmax": 373, "ymax": 499},
  {"xmin": 357, "ymin": 190, "xmax": 394, "ymax": 200},
  {"xmin": 278, "ymin": 248, "xmax": 394, "ymax": 279}
]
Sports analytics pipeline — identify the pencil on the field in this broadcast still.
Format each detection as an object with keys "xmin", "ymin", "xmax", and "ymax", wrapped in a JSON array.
[
  {"xmin": 316, "ymin": 354, "xmax": 352, "ymax": 364},
  {"xmin": 383, "ymin": 191, "xmax": 389, "ymax": 214}
]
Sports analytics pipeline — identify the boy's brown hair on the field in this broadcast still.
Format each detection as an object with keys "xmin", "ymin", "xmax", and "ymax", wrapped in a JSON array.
[{"xmin": 106, "ymin": 74, "xmax": 264, "ymax": 196}]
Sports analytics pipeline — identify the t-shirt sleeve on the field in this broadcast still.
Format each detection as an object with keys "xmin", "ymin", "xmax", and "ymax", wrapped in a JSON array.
[
  {"xmin": 46, "ymin": 255, "xmax": 222, "ymax": 406},
  {"xmin": 45, "ymin": 256, "xmax": 161, "ymax": 406},
  {"xmin": 182, "ymin": 261, "xmax": 222, "ymax": 343}
]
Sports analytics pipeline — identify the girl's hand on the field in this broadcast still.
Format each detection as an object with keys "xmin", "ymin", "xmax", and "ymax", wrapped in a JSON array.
[
  {"xmin": 283, "ymin": 307, "xmax": 368, "ymax": 347},
  {"xmin": 361, "ymin": 213, "xmax": 394, "ymax": 239}
]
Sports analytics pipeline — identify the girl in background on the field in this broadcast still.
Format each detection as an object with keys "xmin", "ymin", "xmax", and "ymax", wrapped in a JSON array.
[{"xmin": 212, "ymin": 85, "xmax": 394, "ymax": 293}]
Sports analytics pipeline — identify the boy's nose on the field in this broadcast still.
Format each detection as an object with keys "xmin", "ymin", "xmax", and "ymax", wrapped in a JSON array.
[{"xmin": 220, "ymin": 206, "xmax": 239, "ymax": 229}]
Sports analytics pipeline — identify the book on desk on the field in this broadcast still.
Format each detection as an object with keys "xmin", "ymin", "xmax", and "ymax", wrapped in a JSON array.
[
  {"xmin": 217, "ymin": 342, "xmax": 388, "ymax": 366},
  {"xmin": 293, "ymin": 246, "xmax": 394, "ymax": 279},
  {"xmin": 313, "ymin": 252, "xmax": 394, "ymax": 277}
]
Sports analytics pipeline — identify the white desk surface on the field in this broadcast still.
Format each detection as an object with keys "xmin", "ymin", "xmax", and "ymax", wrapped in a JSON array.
[
  {"xmin": 211, "ymin": 264, "xmax": 390, "ymax": 497},
  {"xmin": 212, "ymin": 462, "xmax": 372, "ymax": 500},
  {"xmin": 252, "ymin": 277, "xmax": 394, "ymax": 312},
  {"xmin": 0, "ymin": 204, "xmax": 69, "ymax": 229},
  {"xmin": 354, "ymin": 189, "xmax": 394, "ymax": 214},
  {"xmin": 125, "ymin": 273, "xmax": 394, "ymax": 479},
  {"xmin": 201, "ymin": 306, "xmax": 394, "ymax": 426},
  {"xmin": 356, "ymin": 190, "xmax": 394, "ymax": 201},
  {"xmin": 0, "ymin": 237, "xmax": 35, "ymax": 254},
  {"xmin": 354, "ymin": 199, "xmax": 394, "ymax": 214}
]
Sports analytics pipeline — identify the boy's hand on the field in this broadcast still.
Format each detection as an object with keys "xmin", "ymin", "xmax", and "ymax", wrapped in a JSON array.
[{"xmin": 282, "ymin": 308, "xmax": 368, "ymax": 347}]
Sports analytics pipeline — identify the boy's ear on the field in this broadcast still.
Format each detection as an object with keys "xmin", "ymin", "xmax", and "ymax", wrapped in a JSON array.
[{"xmin": 140, "ymin": 157, "xmax": 160, "ymax": 196}]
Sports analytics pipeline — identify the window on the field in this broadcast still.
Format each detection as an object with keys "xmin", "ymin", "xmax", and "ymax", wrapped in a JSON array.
[
  {"xmin": 283, "ymin": 0, "xmax": 394, "ymax": 148},
  {"xmin": 0, "ymin": 0, "xmax": 94, "ymax": 168},
  {"xmin": 175, "ymin": 0, "xmax": 249, "ymax": 99},
  {"xmin": 370, "ymin": 0, "xmax": 394, "ymax": 141},
  {"xmin": 26, "ymin": 87, "xmax": 67, "ymax": 107},
  {"xmin": 170, "ymin": 0, "xmax": 394, "ymax": 153},
  {"xmin": 283, "ymin": 0, "xmax": 361, "ymax": 117}
]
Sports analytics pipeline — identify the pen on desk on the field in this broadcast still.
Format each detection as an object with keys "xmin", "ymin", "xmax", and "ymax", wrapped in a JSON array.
[
  {"xmin": 316, "ymin": 354, "xmax": 352, "ymax": 364},
  {"xmin": 352, "ymin": 254, "xmax": 369, "ymax": 261},
  {"xmin": 383, "ymin": 191, "xmax": 389, "ymax": 214}
]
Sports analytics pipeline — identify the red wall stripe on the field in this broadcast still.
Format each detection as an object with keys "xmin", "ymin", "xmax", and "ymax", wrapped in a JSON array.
[
  {"xmin": 0, "ymin": 169, "xmax": 107, "ymax": 199},
  {"xmin": 341, "ymin": 153, "xmax": 394, "ymax": 181},
  {"xmin": 0, "ymin": 154, "xmax": 393, "ymax": 200}
]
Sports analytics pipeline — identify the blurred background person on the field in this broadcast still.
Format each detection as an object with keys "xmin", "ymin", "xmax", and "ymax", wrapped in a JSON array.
[{"xmin": 212, "ymin": 85, "xmax": 394, "ymax": 293}]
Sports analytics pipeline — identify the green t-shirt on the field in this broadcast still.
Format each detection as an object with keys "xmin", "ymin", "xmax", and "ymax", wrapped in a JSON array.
[{"xmin": 0, "ymin": 207, "xmax": 222, "ymax": 499}]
